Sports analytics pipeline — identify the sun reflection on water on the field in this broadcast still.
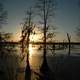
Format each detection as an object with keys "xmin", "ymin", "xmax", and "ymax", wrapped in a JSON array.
[
  {"xmin": 29, "ymin": 44, "xmax": 43, "ymax": 71},
  {"xmin": 29, "ymin": 44, "xmax": 33, "ymax": 57}
]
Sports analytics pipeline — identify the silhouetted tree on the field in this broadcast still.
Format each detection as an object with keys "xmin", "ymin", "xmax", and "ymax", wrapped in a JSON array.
[
  {"xmin": 47, "ymin": 27, "xmax": 56, "ymax": 56},
  {"xmin": 20, "ymin": 8, "xmax": 35, "ymax": 80},
  {"xmin": 35, "ymin": 0, "xmax": 56, "ymax": 79},
  {"xmin": 0, "ymin": 2, "xmax": 8, "ymax": 54}
]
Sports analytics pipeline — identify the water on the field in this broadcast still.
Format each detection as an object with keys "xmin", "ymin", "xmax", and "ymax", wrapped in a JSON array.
[
  {"xmin": 16, "ymin": 46, "xmax": 80, "ymax": 80},
  {"xmin": 0, "ymin": 44, "xmax": 80, "ymax": 80}
]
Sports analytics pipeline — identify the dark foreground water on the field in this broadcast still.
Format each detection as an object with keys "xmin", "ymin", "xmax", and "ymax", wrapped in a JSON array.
[
  {"xmin": 16, "ymin": 47, "xmax": 80, "ymax": 80},
  {"xmin": 0, "ymin": 45, "xmax": 80, "ymax": 80}
]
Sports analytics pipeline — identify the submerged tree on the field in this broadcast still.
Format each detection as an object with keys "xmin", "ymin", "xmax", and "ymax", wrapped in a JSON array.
[
  {"xmin": 20, "ymin": 8, "xmax": 35, "ymax": 80},
  {"xmin": 35, "ymin": 0, "xmax": 56, "ymax": 79},
  {"xmin": 67, "ymin": 33, "xmax": 71, "ymax": 56}
]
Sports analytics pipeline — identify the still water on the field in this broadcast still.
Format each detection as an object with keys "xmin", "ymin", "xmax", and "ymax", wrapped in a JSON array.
[{"xmin": 17, "ymin": 45, "xmax": 80, "ymax": 80}]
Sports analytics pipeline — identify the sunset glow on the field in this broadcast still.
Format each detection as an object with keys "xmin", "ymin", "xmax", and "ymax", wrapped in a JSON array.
[{"xmin": 29, "ymin": 44, "xmax": 33, "ymax": 57}]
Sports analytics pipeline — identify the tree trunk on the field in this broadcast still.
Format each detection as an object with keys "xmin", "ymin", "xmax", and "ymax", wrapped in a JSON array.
[{"xmin": 25, "ymin": 32, "xmax": 31, "ymax": 80}]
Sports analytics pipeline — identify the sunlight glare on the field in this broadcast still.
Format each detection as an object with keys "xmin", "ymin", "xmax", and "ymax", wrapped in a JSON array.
[
  {"xmin": 12, "ymin": 31, "xmax": 21, "ymax": 41},
  {"xmin": 29, "ymin": 44, "xmax": 33, "ymax": 56}
]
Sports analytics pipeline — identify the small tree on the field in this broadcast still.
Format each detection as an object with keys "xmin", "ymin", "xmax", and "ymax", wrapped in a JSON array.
[{"xmin": 67, "ymin": 33, "xmax": 71, "ymax": 56}]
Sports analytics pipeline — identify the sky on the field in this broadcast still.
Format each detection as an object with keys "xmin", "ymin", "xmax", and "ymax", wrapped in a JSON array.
[{"xmin": 0, "ymin": 0, "xmax": 80, "ymax": 41}]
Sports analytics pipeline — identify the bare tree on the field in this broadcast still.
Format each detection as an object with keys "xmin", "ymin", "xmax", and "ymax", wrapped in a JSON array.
[
  {"xmin": 76, "ymin": 27, "xmax": 80, "ymax": 41},
  {"xmin": 67, "ymin": 33, "xmax": 71, "ymax": 56},
  {"xmin": 35, "ymin": 0, "xmax": 56, "ymax": 79},
  {"xmin": 20, "ymin": 8, "xmax": 35, "ymax": 80}
]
